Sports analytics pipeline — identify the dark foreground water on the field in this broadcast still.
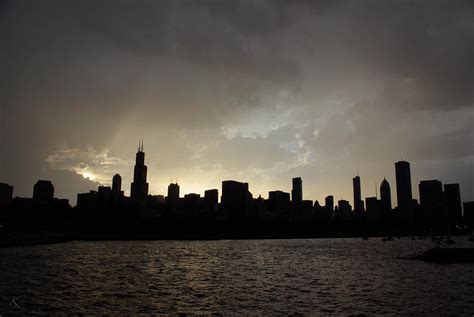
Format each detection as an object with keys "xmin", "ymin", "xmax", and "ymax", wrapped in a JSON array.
[{"xmin": 1, "ymin": 237, "xmax": 473, "ymax": 315}]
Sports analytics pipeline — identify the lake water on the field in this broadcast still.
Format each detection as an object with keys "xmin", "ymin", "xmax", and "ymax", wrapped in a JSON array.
[{"xmin": 1, "ymin": 238, "xmax": 473, "ymax": 315}]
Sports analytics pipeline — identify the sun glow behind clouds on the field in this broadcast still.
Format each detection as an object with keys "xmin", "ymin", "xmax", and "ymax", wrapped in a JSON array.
[
  {"xmin": 46, "ymin": 146, "xmax": 132, "ymax": 186},
  {"xmin": 77, "ymin": 171, "xmax": 96, "ymax": 182}
]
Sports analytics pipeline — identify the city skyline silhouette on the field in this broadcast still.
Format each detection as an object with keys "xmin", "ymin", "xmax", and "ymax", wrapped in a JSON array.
[
  {"xmin": 1, "ymin": 143, "xmax": 471, "ymax": 239},
  {"xmin": 0, "ymin": 141, "xmax": 470, "ymax": 209}
]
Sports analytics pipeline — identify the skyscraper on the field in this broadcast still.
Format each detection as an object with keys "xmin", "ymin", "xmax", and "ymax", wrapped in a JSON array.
[
  {"xmin": 167, "ymin": 182, "xmax": 180, "ymax": 204},
  {"xmin": 204, "ymin": 189, "xmax": 218, "ymax": 211},
  {"xmin": 353, "ymin": 175, "xmax": 362, "ymax": 212},
  {"xmin": 419, "ymin": 180, "xmax": 444, "ymax": 226},
  {"xmin": 268, "ymin": 190, "xmax": 291, "ymax": 217},
  {"xmin": 395, "ymin": 160, "xmax": 412, "ymax": 211},
  {"xmin": 291, "ymin": 177, "xmax": 303, "ymax": 207},
  {"xmin": 112, "ymin": 174, "xmax": 122, "ymax": 193},
  {"xmin": 380, "ymin": 178, "xmax": 392, "ymax": 212},
  {"xmin": 130, "ymin": 141, "xmax": 149, "ymax": 199},
  {"xmin": 222, "ymin": 180, "xmax": 250, "ymax": 219},
  {"xmin": 444, "ymin": 183, "xmax": 462, "ymax": 226}
]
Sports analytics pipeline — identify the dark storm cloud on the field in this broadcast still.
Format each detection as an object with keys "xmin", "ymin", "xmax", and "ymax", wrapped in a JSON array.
[{"xmin": 1, "ymin": 0, "xmax": 473, "ymax": 203}]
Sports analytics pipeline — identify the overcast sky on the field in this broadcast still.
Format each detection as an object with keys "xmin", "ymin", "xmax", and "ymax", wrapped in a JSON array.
[{"xmin": 1, "ymin": 0, "xmax": 473, "ymax": 206}]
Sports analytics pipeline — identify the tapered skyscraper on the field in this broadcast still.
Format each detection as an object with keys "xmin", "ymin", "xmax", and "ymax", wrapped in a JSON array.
[
  {"xmin": 395, "ymin": 160, "xmax": 412, "ymax": 210},
  {"xmin": 131, "ymin": 141, "xmax": 149, "ymax": 199},
  {"xmin": 380, "ymin": 178, "xmax": 392, "ymax": 212}
]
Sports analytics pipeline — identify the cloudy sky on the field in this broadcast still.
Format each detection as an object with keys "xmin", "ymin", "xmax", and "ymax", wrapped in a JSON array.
[{"xmin": 1, "ymin": 0, "xmax": 473, "ymax": 206}]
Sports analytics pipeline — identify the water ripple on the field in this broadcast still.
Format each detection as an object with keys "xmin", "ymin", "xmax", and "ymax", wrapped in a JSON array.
[{"xmin": 0, "ymin": 238, "xmax": 473, "ymax": 315}]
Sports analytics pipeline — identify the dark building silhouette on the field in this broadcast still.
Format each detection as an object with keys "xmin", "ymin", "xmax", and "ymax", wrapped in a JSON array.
[
  {"xmin": 151, "ymin": 194, "xmax": 166, "ymax": 205},
  {"xmin": 77, "ymin": 190, "xmax": 98, "ymax": 208},
  {"xmin": 292, "ymin": 177, "xmax": 303, "ymax": 208},
  {"xmin": 165, "ymin": 182, "xmax": 180, "ymax": 217},
  {"xmin": 325, "ymin": 195, "xmax": 334, "ymax": 212},
  {"xmin": 268, "ymin": 190, "xmax": 291, "ymax": 218},
  {"xmin": 464, "ymin": 201, "xmax": 474, "ymax": 229},
  {"xmin": 365, "ymin": 197, "xmax": 382, "ymax": 225},
  {"xmin": 353, "ymin": 175, "xmax": 363, "ymax": 212},
  {"xmin": 184, "ymin": 193, "xmax": 200, "ymax": 201},
  {"xmin": 131, "ymin": 141, "xmax": 149, "ymax": 199},
  {"xmin": 77, "ymin": 183, "xmax": 125, "ymax": 210},
  {"xmin": 301, "ymin": 200, "xmax": 313, "ymax": 218},
  {"xmin": 204, "ymin": 189, "xmax": 218, "ymax": 211},
  {"xmin": 167, "ymin": 183, "xmax": 180, "ymax": 204},
  {"xmin": 314, "ymin": 200, "xmax": 322, "ymax": 209},
  {"xmin": 419, "ymin": 180, "xmax": 444, "ymax": 226},
  {"xmin": 255, "ymin": 195, "xmax": 266, "ymax": 219},
  {"xmin": 4, "ymin": 146, "xmax": 471, "ymax": 238},
  {"xmin": 183, "ymin": 193, "xmax": 203, "ymax": 216},
  {"xmin": 380, "ymin": 178, "xmax": 392, "ymax": 213},
  {"xmin": 112, "ymin": 174, "xmax": 122, "ymax": 193},
  {"xmin": 395, "ymin": 161, "xmax": 412, "ymax": 210},
  {"xmin": 98, "ymin": 186, "xmax": 112, "ymax": 195},
  {"xmin": 444, "ymin": 183, "xmax": 462, "ymax": 226},
  {"xmin": 222, "ymin": 180, "xmax": 250, "ymax": 219},
  {"xmin": 319, "ymin": 195, "xmax": 334, "ymax": 223},
  {"xmin": 337, "ymin": 199, "xmax": 352, "ymax": 221},
  {"xmin": 33, "ymin": 180, "xmax": 54, "ymax": 202},
  {"xmin": 0, "ymin": 183, "xmax": 13, "ymax": 207}
]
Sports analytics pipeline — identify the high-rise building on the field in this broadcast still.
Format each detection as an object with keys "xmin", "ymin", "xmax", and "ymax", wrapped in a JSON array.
[
  {"xmin": 222, "ymin": 180, "xmax": 250, "ymax": 218},
  {"xmin": 204, "ymin": 189, "xmax": 218, "ymax": 210},
  {"xmin": 183, "ymin": 193, "xmax": 201, "ymax": 211},
  {"xmin": 167, "ymin": 183, "xmax": 180, "ymax": 203},
  {"xmin": 380, "ymin": 178, "xmax": 392, "ymax": 212},
  {"xmin": 365, "ymin": 197, "xmax": 381, "ymax": 224},
  {"xmin": 291, "ymin": 177, "xmax": 303, "ymax": 206},
  {"xmin": 419, "ymin": 180, "xmax": 444, "ymax": 226},
  {"xmin": 353, "ymin": 175, "xmax": 363, "ymax": 212},
  {"xmin": 130, "ymin": 141, "xmax": 149, "ymax": 199},
  {"xmin": 337, "ymin": 199, "xmax": 352, "ymax": 221},
  {"xmin": 464, "ymin": 201, "xmax": 474, "ymax": 229},
  {"xmin": 268, "ymin": 190, "xmax": 291, "ymax": 217},
  {"xmin": 395, "ymin": 161, "xmax": 412, "ymax": 211},
  {"xmin": 325, "ymin": 195, "xmax": 334, "ymax": 212},
  {"xmin": 0, "ymin": 183, "xmax": 13, "ymax": 206},
  {"xmin": 444, "ymin": 183, "xmax": 462, "ymax": 226},
  {"xmin": 33, "ymin": 180, "xmax": 54, "ymax": 202},
  {"xmin": 112, "ymin": 174, "xmax": 122, "ymax": 193}
]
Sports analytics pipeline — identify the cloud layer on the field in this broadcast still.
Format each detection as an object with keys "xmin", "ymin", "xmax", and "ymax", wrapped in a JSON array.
[{"xmin": 1, "ymin": 0, "xmax": 473, "ymax": 205}]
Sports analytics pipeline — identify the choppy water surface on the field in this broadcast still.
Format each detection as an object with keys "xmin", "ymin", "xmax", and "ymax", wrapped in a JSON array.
[{"xmin": 1, "ymin": 238, "xmax": 473, "ymax": 315}]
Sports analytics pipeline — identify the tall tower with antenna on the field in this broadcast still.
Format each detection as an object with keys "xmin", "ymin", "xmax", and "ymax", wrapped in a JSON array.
[{"xmin": 131, "ymin": 140, "xmax": 149, "ymax": 199}]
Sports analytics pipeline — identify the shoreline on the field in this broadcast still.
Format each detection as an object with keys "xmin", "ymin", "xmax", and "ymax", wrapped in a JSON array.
[{"xmin": 1, "ymin": 229, "xmax": 471, "ymax": 248}]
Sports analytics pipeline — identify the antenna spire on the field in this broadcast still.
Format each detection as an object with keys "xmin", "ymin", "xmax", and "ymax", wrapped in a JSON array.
[{"xmin": 138, "ymin": 138, "xmax": 144, "ymax": 152}]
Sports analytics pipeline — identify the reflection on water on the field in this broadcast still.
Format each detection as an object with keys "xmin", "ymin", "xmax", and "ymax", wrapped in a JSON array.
[{"xmin": 1, "ymin": 238, "xmax": 473, "ymax": 315}]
